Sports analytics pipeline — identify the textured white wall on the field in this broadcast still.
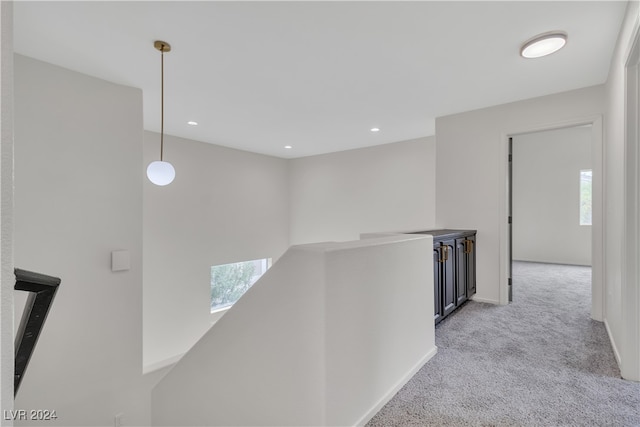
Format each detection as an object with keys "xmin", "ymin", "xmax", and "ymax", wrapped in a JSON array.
[
  {"xmin": 152, "ymin": 235, "xmax": 435, "ymax": 426},
  {"xmin": 143, "ymin": 132, "xmax": 290, "ymax": 371},
  {"xmin": 435, "ymin": 85, "xmax": 604, "ymax": 305},
  {"xmin": 13, "ymin": 55, "xmax": 149, "ymax": 426},
  {"xmin": 603, "ymin": 0, "xmax": 640, "ymax": 381},
  {"xmin": 289, "ymin": 137, "xmax": 436, "ymax": 245},
  {"xmin": 0, "ymin": 2, "xmax": 14, "ymax": 422},
  {"xmin": 512, "ymin": 126, "xmax": 592, "ymax": 266}
]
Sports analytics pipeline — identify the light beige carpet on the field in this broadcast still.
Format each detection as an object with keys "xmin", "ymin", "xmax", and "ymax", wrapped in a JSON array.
[{"xmin": 367, "ymin": 261, "xmax": 640, "ymax": 427}]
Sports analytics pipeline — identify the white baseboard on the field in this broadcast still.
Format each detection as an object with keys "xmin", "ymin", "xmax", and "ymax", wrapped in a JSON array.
[
  {"xmin": 604, "ymin": 318, "xmax": 622, "ymax": 367},
  {"xmin": 470, "ymin": 296, "xmax": 500, "ymax": 305},
  {"xmin": 354, "ymin": 346, "xmax": 438, "ymax": 427}
]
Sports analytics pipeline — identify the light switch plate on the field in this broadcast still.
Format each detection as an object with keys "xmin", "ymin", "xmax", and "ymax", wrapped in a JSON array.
[{"xmin": 111, "ymin": 250, "xmax": 130, "ymax": 272}]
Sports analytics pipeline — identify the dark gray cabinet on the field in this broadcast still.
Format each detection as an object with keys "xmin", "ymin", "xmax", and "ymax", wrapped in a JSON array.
[{"xmin": 412, "ymin": 229, "xmax": 477, "ymax": 324}]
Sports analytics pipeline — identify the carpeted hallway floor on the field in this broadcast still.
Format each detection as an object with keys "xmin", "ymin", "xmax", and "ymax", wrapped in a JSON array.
[{"xmin": 366, "ymin": 261, "xmax": 640, "ymax": 427}]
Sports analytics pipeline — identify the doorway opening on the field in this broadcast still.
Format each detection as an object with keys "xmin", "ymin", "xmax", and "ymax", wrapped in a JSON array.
[{"xmin": 508, "ymin": 124, "xmax": 598, "ymax": 310}]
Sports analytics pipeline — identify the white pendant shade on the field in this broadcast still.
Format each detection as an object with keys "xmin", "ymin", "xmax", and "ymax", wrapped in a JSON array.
[
  {"xmin": 147, "ymin": 40, "xmax": 175, "ymax": 186},
  {"xmin": 147, "ymin": 161, "xmax": 175, "ymax": 186}
]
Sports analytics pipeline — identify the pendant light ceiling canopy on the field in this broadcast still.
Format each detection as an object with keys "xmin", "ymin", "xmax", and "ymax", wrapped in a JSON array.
[{"xmin": 147, "ymin": 40, "xmax": 176, "ymax": 186}]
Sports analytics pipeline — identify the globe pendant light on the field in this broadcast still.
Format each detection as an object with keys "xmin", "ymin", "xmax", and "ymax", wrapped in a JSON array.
[{"xmin": 147, "ymin": 40, "xmax": 176, "ymax": 186}]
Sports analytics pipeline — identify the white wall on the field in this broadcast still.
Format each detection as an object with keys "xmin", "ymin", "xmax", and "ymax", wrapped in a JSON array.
[
  {"xmin": 323, "ymin": 236, "xmax": 435, "ymax": 426},
  {"xmin": 152, "ymin": 234, "xmax": 435, "ymax": 427},
  {"xmin": 289, "ymin": 137, "xmax": 436, "ymax": 245},
  {"xmin": 13, "ymin": 55, "xmax": 150, "ymax": 426},
  {"xmin": 603, "ymin": 0, "xmax": 640, "ymax": 381},
  {"xmin": 8, "ymin": 58, "xmax": 437, "ymax": 425},
  {"xmin": 512, "ymin": 126, "xmax": 592, "ymax": 266},
  {"xmin": 0, "ymin": 2, "xmax": 14, "ymax": 421},
  {"xmin": 143, "ymin": 132, "xmax": 290, "ymax": 371},
  {"xmin": 435, "ymin": 85, "xmax": 604, "ymax": 305}
]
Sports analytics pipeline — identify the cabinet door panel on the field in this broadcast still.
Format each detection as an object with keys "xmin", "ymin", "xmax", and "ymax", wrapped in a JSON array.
[
  {"xmin": 442, "ymin": 240, "xmax": 456, "ymax": 317},
  {"xmin": 455, "ymin": 239, "xmax": 468, "ymax": 306},
  {"xmin": 433, "ymin": 248, "xmax": 442, "ymax": 324},
  {"xmin": 467, "ymin": 236, "xmax": 476, "ymax": 296}
]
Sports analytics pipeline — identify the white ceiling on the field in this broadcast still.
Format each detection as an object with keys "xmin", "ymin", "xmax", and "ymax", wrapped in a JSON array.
[{"xmin": 13, "ymin": 1, "xmax": 627, "ymax": 158}]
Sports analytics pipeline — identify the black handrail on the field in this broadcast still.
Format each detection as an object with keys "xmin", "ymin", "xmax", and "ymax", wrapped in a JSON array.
[{"xmin": 14, "ymin": 268, "xmax": 61, "ymax": 397}]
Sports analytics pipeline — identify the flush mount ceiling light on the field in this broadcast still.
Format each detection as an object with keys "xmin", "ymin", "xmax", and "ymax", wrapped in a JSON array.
[
  {"xmin": 147, "ymin": 40, "xmax": 176, "ymax": 186},
  {"xmin": 520, "ymin": 31, "xmax": 568, "ymax": 59},
  {"xmin": 187, "ymin": 121, "xmax": 198, "ymax": 126},
  {"xmin": 370, "ymin": 128, "xmax": 380, "ymax": 132}
]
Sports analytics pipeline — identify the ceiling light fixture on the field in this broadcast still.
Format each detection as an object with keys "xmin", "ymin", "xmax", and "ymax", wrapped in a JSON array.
[
  {"xmin": 147, "ymin": 40, "xmax": 176, "ymax": 186},
  {"xmin": 520, "ymin": 31, "xmax": 567, "ymax": 59},
  {"xmin": 370, "ymin": 128, "xmax": 380, "ymax": 132},
  {"xmin": 187, "ymin": 121, "xmax": 198, "ymax": 126},
  {"xmin": 284, "ymin": 145, "xmax": 292, "ymax": 149}
]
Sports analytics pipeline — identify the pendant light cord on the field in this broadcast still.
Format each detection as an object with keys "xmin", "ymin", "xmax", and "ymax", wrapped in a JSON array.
[{"xmin": 160, "ymin": 47, "xmax": 165, "ymax": 162}]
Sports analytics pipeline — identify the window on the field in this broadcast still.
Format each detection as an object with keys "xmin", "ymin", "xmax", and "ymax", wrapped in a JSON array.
[
  {"xmin": 210, "ymin": 258, "xmax": 272, "ymax": 313},
  {"xmin": 580, "ymin": 169, "xmax": 592, "ymax": 225}
]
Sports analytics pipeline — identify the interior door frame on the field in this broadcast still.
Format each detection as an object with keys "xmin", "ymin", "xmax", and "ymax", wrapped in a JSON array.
[
  {"xmin": 500, "ymin": 116, "xmax": 604, "ymax": 321},
  {"xmin": 621, "ymin": 14, "xmax": 640, "ymax": 381}
]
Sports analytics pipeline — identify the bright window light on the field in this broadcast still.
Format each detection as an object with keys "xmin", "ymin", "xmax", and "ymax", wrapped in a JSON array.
[
  {"xmin": 210, "ymin": 258, "xmax": 272, "ymax": 312},
  {"xmin": 580, "ymin": 169, "xmax": 592, "ymax": 226}
]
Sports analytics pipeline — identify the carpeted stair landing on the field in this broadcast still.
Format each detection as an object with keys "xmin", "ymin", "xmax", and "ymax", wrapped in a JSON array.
[{"xmin": 366, "ymin": 262, "xmax": 640, "ymax": 427}]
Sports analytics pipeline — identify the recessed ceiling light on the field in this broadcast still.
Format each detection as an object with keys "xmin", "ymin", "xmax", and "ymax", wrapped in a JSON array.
[
  {"xmin": 520, "ymin": 31, "xmax": 567, "ymax": 59},
  {"xmin": 370, "ymin": 128, "xmax": 380, "ymax": 132},
  {"xmin": 187, "ymin": 121, "xmax": 198, "ymax": 126},
  {"xmin": 284, "ymin": 145, "xmax": 292, "ymax": 149}
]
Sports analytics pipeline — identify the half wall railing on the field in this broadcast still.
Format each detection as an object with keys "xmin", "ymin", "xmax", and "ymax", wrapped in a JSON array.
[{"xmin": 152, "ymin": 234, "xmax": 436, "ymax": 426}]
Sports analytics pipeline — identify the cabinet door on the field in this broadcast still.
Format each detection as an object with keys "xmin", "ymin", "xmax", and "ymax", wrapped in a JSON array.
[
  {"xmin": 467, "ymin": 236, "xmax": 476, "ymax": 296},
  {"xmin": 441, "ymin": 240, "xmax": 456, "ymax": 317},
  {"xmin": 433, "ymin": 248, "xmax": 442, "ymax": 324},
  {"xmin": 455, "ymin": 238, "xmax": 468, "ymax": 306}
]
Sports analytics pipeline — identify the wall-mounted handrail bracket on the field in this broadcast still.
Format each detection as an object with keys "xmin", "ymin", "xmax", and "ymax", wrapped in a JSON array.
[{"xmin": 14, "ymin": 268, "xmax": 61, "ymax": 397}]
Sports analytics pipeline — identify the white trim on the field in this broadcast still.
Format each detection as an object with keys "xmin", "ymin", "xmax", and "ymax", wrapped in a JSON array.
[
  {"xmin": 605, "ymin": 318, "xmax": 622, "ymax": 367},
  {"xmin": 0, "ymin": 2, "xmax": 14, "ymax": 421},
  {"xmin": 621, "ymin": 13, "xmax": 640, "ymax": 381},
  {"xmin": 354, "ymin": 346, "xmax": 438, "ymax": 427},
  {"xmin": 591, "ymin": 117, "xmax": 605, "ymax": 321},
  {"xmin": 470, "ymin": 296, "xmax": 500, "ymax": 305},
  {"xmin": 623, "ymin": 10, "xmax": 640, "ymax": 68}
]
